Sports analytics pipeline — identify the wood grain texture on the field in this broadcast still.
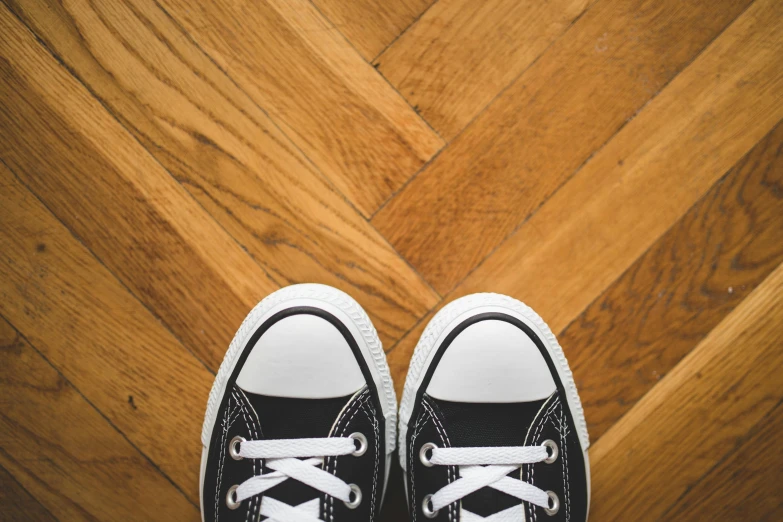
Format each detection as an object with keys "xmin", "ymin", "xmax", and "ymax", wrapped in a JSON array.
[
  {"xmin": 376, "ymin": 0, "xmax": 593, "ymax": 139},
  {"xmin": 589, "ymin": 261, "xmax": 783, "ymax": 521},
  {"xmin": 373, "ymin": 0, "xmax": 753, "ymax": 294},
  {"xmin": 387, "ymin": 0, "xmax": 783, "ymax": 395},
  {"xmin": 0, "ymin": 165, "xmax": 209, "ymax": 503},
  {"xmin": 157, "ymin": 0, "xmax": 444, "ymax": 216},
  {"xmin": 6, "ymin": 0, "xmax": 439, "ymax": 349},
  {"xmin": 1, "ymin": 0, "xmax": 782, "ymax": 518},
  {"xmin": 312, "ymin": 0, "xmax": 434, "ymax": 60},
  {"xmin": 561, "ymin": 122, "xmax": 783, "ymax": 440},
  {"xmin": 0, "ymin": 3, "xmax": 276, "ymax": 371},
  {"xmin": 0, "ymin": 464, "xmax": 57, "ymax": 522},
  {"xmin": 447, "ymin": 0, "xmax": 783, "ymax": 330},
  {"xmin": 0, "ymin": 316, "xmax": 199, "ymax": 521},
  {"xmin": 660, "ymin": 400, "xmax": 783, "ymax": 521}
]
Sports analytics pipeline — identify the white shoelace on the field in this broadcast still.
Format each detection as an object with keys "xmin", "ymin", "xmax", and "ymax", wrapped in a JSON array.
[
  {"xmin": 424, "ymin": 444, "xmax": 558, "ymax": 522},
  {"xmin": 231, "ymin": 436, "xmax": 363, "ymax": 522}
]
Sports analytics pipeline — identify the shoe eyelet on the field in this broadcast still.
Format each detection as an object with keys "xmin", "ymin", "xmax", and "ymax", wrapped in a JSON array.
[
  {"xmin": 422, "ymin": 494, "xmax": 438, "ymax": 518},
  {"xmin": 349, "ymin": 432, "xmax": 368, "ymax": 457},
  {"xmin": 542, "ymin": 439, "xmax": 558, "ymax": 464},
  {"xmin": 229, "ymin": 435, "xmax": 245, "ymax": 460},
  {"xmin": 419, "ymin": 442, "xmax": 437, "ymax": 467},
  {"xmin": 344, "ymin": 484, "xmax": 362, "ymax": 509},
  {"xmin": 544, "ymin": 490, "xmax": 560, "ymax": 515},
  {"xmin": 226, "ymin": 485, "xmax": 241, "ymax": 510}
]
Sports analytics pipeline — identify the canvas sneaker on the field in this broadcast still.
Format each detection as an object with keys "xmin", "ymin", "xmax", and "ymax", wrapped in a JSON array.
[
  {"xmin": 200, "ymin": 284, "xmax": 397, "ymax": 522},
  {"xmin": 398, "ymin": 293, "xmax": 590, "ymax": 522}
]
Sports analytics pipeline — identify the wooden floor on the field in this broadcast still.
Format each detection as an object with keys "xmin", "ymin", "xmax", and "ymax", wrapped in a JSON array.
[{"xmin": 1, "ymin": 0, "xmax": 781, "ymax": 519}]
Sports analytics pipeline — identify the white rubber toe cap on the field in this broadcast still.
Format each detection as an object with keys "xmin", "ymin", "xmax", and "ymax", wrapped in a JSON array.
[
  {"xmin": 426, "ymin": 319, "xmax": 556, "ymax": 403},
  {"xmin": 235, "ymin": 313, "xmax": 365, "ymax": 398}
]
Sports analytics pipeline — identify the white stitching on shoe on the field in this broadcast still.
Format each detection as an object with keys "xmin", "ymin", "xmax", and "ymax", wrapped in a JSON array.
[
  {"xmin": 325, "ymin": 389, "xmax": 369, "ymax": 522},
  {"xmin": 422, "ymin": 399, "xmax": 455, "ymax": 522},
  {"xmin": 362, "ymin": 401, "xmax": 380, "ymax": 522},
  {"xmin": 410, "ymin": 411, "xmax": 428, "ymax": 522},
  {"xmin": 215, "ymin": 397, "xmax": 240, "ymax": 521},
  {"xmin": 558, "ymin": 408, "xmax": 570, "ymax": 522},
  {"xmin": 528, "ymin": 397, "xmax": 560, "ymax": 522},
  {"xmin": 233, "ymin": 389, "xmax": 261, "ymax": 522}
]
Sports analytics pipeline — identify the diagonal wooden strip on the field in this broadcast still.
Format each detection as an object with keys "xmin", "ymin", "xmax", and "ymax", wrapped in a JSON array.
[
  {"xmin": 562, "ymin": 121, "xmax": 783, "ymax": 440},
  {"xmin": 0, "ymin": 4, "xmax": 276, "ymax": 370},
  {"xmin": 373, "ymin": 0, "xmax": 754, "ymax": 294},
  {"xmin": 4, "ymin": 0, "xmax": 438, "ymax": 350},
  {"xmin": 312, "ymin": 0, "xmax": 434, "ymax": 60},
  {"xmin": 387, "ymin": 0, "xmax": 783, "ymax": 397},
  {"xmin": 0, "ymin": 165, "xmax": 210, "ymax": 503},
  {"xmin": 589, "ymin": 261, "xmax": 783, "ymax": 521},
  {"xmin": 0, "ymin": 463, "xmax": 57, "ymax": 522},
  {"xmin": 0, "ymin": 316, "xmax": 199, "ymax": 521},
  {"xmin": 157, "ymin": 0, "xmax": 443, "ymax": 216},
  {"xmin": 659, "ymin": 400, "xmax": 783, "ymax": 521},
  {"xmin": 376, "ymin": 0, "xmax": 595, "ymax": 139}
]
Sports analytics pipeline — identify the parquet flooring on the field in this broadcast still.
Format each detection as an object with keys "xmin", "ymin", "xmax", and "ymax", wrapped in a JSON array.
[{"xmin": 1, "ymin": 0, "xmax": 780, "ymax": 519}]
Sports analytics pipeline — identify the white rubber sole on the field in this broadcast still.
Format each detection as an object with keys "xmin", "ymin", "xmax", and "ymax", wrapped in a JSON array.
[
  {"xmin": 397, "ymin": 293, "xmax": 591, "ymax": 505},
  {"xmin": 199, "ymin": 283, "xmax": 398, "ymax": 518}
]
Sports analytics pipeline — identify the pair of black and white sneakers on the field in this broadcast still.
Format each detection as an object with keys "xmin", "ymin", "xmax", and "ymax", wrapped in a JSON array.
[{"xmin": 200, "ymin": 284, "xmax": 590, "ymax": 522}]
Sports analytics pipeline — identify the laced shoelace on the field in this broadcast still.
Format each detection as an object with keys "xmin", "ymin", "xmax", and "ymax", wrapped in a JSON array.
[
  {"xmin": 225, "ymin": 433, "xmax": 368, "ymax": 522},
  {"xmin": 419, "ymin": 440, "xmax": 561, "ymax": 522}
]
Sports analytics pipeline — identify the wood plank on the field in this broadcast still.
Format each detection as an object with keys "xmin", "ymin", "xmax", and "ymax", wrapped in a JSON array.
[
  {"xmin": 312, "ymin": 0, "xmax": 433, "ymax": 60},
  {"xmin": 157, "ymin": 0, "xmax": 443, "ymax": 216},
  {"xmin": 376, "ymin": 0, "xmax": 594, "ymax": 139},
  {"xmin": 386, "ymin": 0, "xmax": 783, "ymax": 395},
  {"xmin": 0, "ymin": 316, "xmax": 199, "ymax": 521},
  {"xmin": 373, "ymin": 0, "xmax": 754, "ymax": 294},
  {"xmin": 5, "ymin": 0, "xmax": 439, "ymax": 349},
  {"xmin": 660, "ymin": 400, "xmax": 783, "ymax": 521},
  {"xmin": 0, "ymin": 164, "xmax": 210, "ymax": 503},
  {"xmin": 588, "ymin": 262, "xmax": 783, "ymax": 521},
  {"xmin": 561, "ymin": 121, "xmax": 783, "ymax": 440},
  {"xmin": 0, "ymin": 3, "xmax": 276, "ymax": 371},
  {"xmin": 0, "ymin": 463, "xmax": 57, "ymax": 522}
]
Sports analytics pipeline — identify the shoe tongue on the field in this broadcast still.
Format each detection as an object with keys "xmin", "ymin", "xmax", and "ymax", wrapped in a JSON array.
[
  {"xmin": 428, "ymin": 396, "xmax": 548, "ymax": 518},
  {"xmin": 243, "ymin": 392, "xmax": 353, "ymax": 511},
  {"xmin": 430, "ymin": 397, "xmax": 546, "ymax": 446},
  {"xmin": 244, "ymin": 393, "xmax": 351, "ymax": 438}
]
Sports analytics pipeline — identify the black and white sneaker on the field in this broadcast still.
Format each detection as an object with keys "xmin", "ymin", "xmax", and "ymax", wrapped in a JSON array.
[
  {"xmin": 200, "ymin": 284, "xmax": 397, "ymax": 522},
  {"xmin": 399, "ymin": 294, "xmax": 590, "ymax": 522}
]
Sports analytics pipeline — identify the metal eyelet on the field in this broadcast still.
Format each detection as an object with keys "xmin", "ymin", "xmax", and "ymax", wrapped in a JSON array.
[
  {"xmin": 422, "ymin": 494, "xmax": 438, "ymax": 518},
  {"xmin": 542, "ymin": 439, "xmax": 559, "ymax": 464},
  {"xmin": 226, "ymin": 485, "xmax": 241, "ymax": 510},
  {"xmin": 349, "ymin": 432, "xmax": 368, "ymax": 457},
  {"xmin": 229, "ymin": 435, "xmax": 245, "ymax": 460},
  {"xmin": 544, "ymin": 490, "xmax": 560, "ymax": 515},
  {"xmin": 419, "ymin": 442, "xmax": 437, "ymax": 467},
  {"xmin": 344, "ymin": 484, "xmax": 362, "ymax": 509}
]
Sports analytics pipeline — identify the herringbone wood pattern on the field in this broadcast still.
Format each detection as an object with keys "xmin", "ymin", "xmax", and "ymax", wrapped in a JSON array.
[{"xmin": 0, "ymin": 0, "xmax": 781, "ymax": 520}]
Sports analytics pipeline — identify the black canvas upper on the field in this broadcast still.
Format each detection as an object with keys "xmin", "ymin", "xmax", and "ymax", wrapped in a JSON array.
[
  {"xmin": 202, "ymin": 308, "xmax": 387, "ymax": 522},
  {"xmin": 405, "ymin": 313, "xmax": 588, "ymax": 521}
]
